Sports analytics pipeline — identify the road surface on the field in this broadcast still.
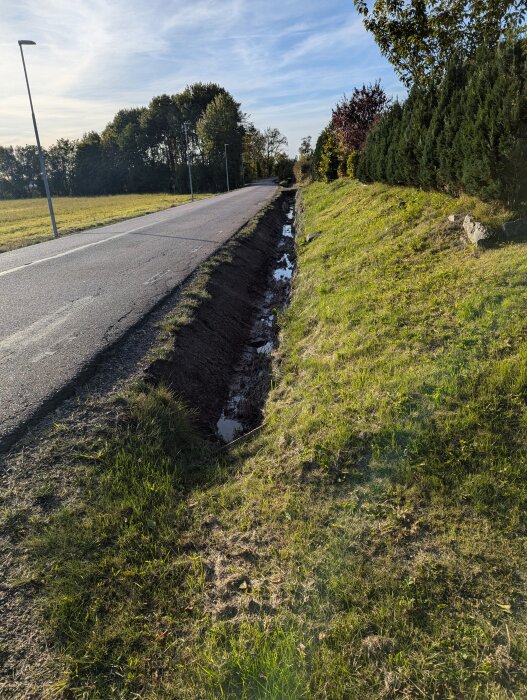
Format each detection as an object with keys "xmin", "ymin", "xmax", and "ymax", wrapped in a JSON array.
[{"xmin": 0, "ymin": 180, "xmax": 278, "ymax": 447}]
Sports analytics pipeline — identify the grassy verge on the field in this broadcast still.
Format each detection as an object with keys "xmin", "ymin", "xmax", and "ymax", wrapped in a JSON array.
[
  {"xmin": 33, "ymin": 179, "xmax": 527, "ymax": 698},
  {"xmin": 0, "ymin": 193, "xmax": 212, "ymax": 253}
]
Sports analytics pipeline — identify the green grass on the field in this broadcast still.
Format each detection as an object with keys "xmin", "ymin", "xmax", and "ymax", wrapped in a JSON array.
[
  {"xmin": 0, "ymin": 193, "xmax": 212, "ymax": 253},
  {"xmin": 32, "ymin": 178, "xmax": 527, "ymax": 698}
]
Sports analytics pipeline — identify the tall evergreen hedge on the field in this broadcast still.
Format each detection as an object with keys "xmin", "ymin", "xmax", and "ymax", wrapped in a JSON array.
[{"xmin": 358, "ymin": 41, "xmax": 527, "ymax": 208}]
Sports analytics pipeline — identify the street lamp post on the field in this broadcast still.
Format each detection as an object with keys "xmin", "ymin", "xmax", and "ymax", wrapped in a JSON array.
[
  {"xmin": 183, "ymin": 122, "xmax": 194, "ymax": 202},
  {"xmin": 18, "ymin": 40, "xmax": 58, "ymax": 239},
  {"xmin": 224, "ymin": 143, "xmax": 230, "ymax": 192}
]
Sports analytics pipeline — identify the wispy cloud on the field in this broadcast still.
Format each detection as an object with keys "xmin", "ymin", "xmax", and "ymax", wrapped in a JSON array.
[
  {"xmin": 280, "ymin": 17, "xmax": 368, "ymax": 65},
  {"xmin": 0, "ymin": 0, "xmax": 404, "ymax": 154}
]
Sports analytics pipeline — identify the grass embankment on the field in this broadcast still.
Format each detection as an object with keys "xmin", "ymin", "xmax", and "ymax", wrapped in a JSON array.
[
  {"xmin": 0, "ymin": 193, "xmax": 211, "ymax": 253},
  {"xmin": 34, "ymin": 179, "xmax": 527, "ymax": 698}
]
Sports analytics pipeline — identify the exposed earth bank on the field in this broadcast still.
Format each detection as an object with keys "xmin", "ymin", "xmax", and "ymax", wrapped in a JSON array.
[{"xmin": 148, "ymin": 191, "xmax": 296, "ymax": 437}]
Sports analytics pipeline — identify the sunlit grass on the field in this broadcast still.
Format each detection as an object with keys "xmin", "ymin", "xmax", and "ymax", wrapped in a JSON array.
[
  {"xmin": 0, "ymin": 193, "xmax": 212, "ymax": 253},
  {"xmin": 33, "ymin": 179, "xmax": 527, "ymax": 697}
]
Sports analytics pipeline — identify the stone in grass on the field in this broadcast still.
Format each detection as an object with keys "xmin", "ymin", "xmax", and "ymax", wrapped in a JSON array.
[
  {"xmin": 463, "ymin": 214, "xmax": 492, "ymax": 245},
  {"xmin": 305, "ymin": 232, "xmax": 322, "ymax": 243},
  {"xmin": 448, "ymin": 213, "xmax": 465, "ymax": 224}
]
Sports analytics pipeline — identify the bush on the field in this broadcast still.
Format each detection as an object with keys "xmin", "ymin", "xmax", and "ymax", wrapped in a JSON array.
[
  {"xmin": 275, "ymin": 155, "xmax": 295, "ymax": 182},
  {"xmin": 346, "ymin": 151, "xmax": 360, "ymax": 178},
  {"xmin": 318, "ymin": 131, "xmax": 345, "ymax": 183},
  {"xmin": 293, "ymin": 157, "xmax": 313, "ymax": 184}
]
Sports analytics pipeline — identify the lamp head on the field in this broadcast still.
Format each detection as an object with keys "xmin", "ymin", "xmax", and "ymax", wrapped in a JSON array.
[{"xmin": 18, "ymin": 40, "xmax": 36, "ymax": 46}]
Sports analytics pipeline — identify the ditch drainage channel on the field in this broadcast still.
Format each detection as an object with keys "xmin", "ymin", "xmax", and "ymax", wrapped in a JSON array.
[{"xmin": 148, "ymin": 190, "xmax": 296, "ymax": 443}]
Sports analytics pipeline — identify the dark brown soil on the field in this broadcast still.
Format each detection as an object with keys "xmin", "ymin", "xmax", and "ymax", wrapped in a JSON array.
[{"xmin": 147, "ymin": 192, "xmax": 295, "ymax": 435}]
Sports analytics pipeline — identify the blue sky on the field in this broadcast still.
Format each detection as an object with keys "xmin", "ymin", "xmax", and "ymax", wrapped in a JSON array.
[{"xmin": 0, "ymin": 0, "xmax": 404, "ymax": 155}]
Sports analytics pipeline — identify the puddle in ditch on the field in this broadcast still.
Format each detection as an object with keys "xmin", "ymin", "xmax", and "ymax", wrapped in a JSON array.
[
  {"xmin": 273, "ymin": 253, "xmax": 293, "ymax": 281},
  {"xmin": 216, "ymin": 413, "xmax": 244, "ymax": 443},
  {"xmin": 216, "ymin": 199, "xmax": 296, "ymax": 443}
]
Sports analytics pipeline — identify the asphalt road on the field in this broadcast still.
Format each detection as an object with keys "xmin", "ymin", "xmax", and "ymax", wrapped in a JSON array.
[{"xmin": 0, "ymin": 180, "xmax": 278, "ymax": 447}]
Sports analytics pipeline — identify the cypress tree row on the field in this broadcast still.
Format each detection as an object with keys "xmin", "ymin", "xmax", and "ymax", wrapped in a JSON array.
[
  {"xmin": 435, "ymin": 59, "xmax": 467, "ymax": 194},
  {"xmin": 358, "ymin": 40, "xmax": 527, "ymax": 208}
]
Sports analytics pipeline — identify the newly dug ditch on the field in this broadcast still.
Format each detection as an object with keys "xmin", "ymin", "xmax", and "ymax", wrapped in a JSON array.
[
  {"xmin": 7, "ymin": 179, "xmax": 527, "ymax": 699},
  {"xmin": 148, "ymin": 190, "xmax": 296, "ymax": 440},
  {"xmin": 0, "ymin": 191, "xmax": 296, "ymax": 698}
]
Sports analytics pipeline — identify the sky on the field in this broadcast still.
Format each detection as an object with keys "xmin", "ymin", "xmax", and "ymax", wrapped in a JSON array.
[{"xmin": 0, "ymin": 0, "xmax": 405, "ymax": 156}]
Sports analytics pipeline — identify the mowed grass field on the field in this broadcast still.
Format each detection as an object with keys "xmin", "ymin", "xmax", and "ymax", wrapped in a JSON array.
[
  {"xmin": 0, "ymin": 193, "xmax": 212, "ymax": 253},
  {"xmin": 29, "ymin": 179, "xmax": 527, "ymax": 697}
]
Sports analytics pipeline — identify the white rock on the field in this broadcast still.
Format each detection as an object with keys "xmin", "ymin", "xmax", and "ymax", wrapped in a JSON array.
[{"xmin": 463, "ymin": 215, "xmax": 491, "ymax": 245}]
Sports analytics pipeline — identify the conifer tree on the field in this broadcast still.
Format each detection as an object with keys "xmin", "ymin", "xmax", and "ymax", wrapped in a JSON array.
[
  {"xmin": 359, "ymin": 38, "xmax": 527, "ymax": 208},
  {"xmin": 435, "ymin": 59, "xmax": 467, "ymax": 194},
  {"xmin": 384, "ymin": 102, "xmax": 404, "ymax": 184},
  {"xmin": 313, "ymin": 127, "xmax": 330, "ymax": 180},
  {"xmin": 318, "ymin": 130, "xmax": 342, "ymax": 182}
]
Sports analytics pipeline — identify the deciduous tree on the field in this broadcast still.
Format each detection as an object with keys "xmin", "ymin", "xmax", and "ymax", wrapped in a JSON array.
[
  {"xmin": 262, "ymin": 127, "xmax": 288, "ymax": 176},
  {"xmin": 294, "ymin": 136, "xmax": 314, "ymax": 183},
  {"xmin": 197, "ymin": 93, "xmax": 244, "ymax": 191},
  {"xmin": 353, "ymin": 0, "xmax": 526, "ymax": 85},
  {"xmin": 242, "ymin": 123, "xmax": 266, "ymax": 181},
  {"xmin": 331, "ymin": 82, "xmax": 388, "ymax": 154},
  {"xmin": 47, "ymin": 139, "xmax": 77, "ymax": 196}
]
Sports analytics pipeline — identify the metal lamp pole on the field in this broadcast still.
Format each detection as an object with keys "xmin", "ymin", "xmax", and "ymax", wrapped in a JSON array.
[
  {"xmin": 183, "ymin": 122, "xmax": 194, "ymax": 202},
  {"xmin": 18, "ymin": 40, "xmax": 58, "ymax": 239},
  {"xmin": 224, "ymin": 143, "xmax": 230, "ymax": 192}
]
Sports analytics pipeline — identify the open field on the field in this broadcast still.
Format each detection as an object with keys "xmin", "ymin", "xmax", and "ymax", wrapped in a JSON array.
[
  {"xmin": 0, "ymin": 193, "xmax": 212, "ymax": 253},
  {"xmin": 7, "ymin": 178, "xmax": 527, "ymax": 697}
]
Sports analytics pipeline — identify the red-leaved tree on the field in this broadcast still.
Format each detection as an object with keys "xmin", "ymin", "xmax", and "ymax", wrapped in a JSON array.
[{"xmin": 331, "ymin": 81, "xmax": 389, "ymax": 153}]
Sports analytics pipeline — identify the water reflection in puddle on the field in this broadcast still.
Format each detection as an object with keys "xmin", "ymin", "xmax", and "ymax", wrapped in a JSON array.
[
  {"xmin": 256, "ymin": 341, "xmax": 274, "ymax": 355},
  {"xmin": 216, "ymin": 413, "xmax": 244, "ymax": 442},
  {"xmin": 273, "ymin": 253, "xmax": 293, "ymax": 281},
  {"xmin": 215, "ymin": 197, "xmax": 296, "ymax": 443}
]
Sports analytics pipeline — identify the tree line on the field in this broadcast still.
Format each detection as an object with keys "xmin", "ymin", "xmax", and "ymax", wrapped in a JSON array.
[
  {"xmin": 357, "ymin": 43, "xmax": 527, "ymax": 207},
  {"xmin": 300, "ymin": 0, "xmax": 527, "ymax": 208},
  {"xmin": 0, "ymin": 83, "xmax": 290, "ymax": 199}
]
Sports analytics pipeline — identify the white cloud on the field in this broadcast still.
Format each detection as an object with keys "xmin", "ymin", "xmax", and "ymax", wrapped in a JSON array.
[
  {"xmin": 280, "ymin": 17, "xmax": 368, "ymax": 65},
  {"xmin": 0, "ymin": 0, "xmax": 404, "ymax": 155}
]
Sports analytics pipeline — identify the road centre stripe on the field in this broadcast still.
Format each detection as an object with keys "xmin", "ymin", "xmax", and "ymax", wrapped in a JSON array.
[{"xmin": 0, "ymin": 218, "xmax": 163, "ymax": 279}]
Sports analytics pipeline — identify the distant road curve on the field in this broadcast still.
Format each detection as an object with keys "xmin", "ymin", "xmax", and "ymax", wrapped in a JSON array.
[{"xmin": 0, "ymin": 180, "xmax": 278, "ymax": 447}]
